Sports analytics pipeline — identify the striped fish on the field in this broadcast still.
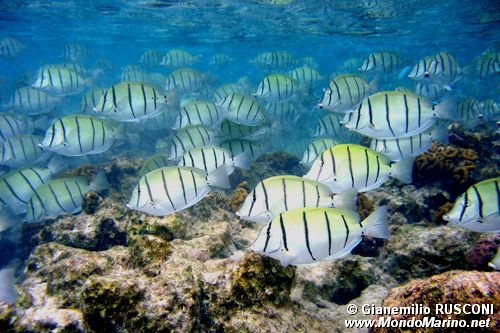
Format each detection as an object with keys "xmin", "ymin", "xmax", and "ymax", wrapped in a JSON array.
[
  {"xmin": 168, "ymin": 125, "xmax": 216, "ymax": 160},
  {"xmin": 288, "ymin": 65, "xmax": 323, "ymax": 89},
  {"xmin": 319, "ymin": 74, "xmax": 372, "ymax": 112},
  {"xmin": 409, "ymin": 52, "xmax": 460, "ymax": 87},
  {"xmin": 120, "ymin": 65, "xmax": 153, "ymax": 83},
  {"xmin": 250, "ymin": 51, "xmax": 296, "ymax": 70},
  {"xmin": 164, "ymin": 68, "xmax": 206, "ymax": 94},
  {"xmin": 160, "ymin": 49, "xmax": 200, "ymax": 68},
  {"xmin": 301, "ymin": 56, "xmax": 319, "ymax": 69},
  {"xmin": 40, "ymin": 115, "xmax": 121, "ymax": 156},
  {"xmin": 139, "ymin": 49, "xmax": 163, "ymax": 66},
  {"xmin": 313, "ymin": 113, "xmax": 363, "ymax": 144},
  {"xmin": 80, "ymin": 87, "xmax": 106, "ymax": 113},
  {"xmin": 139, "ymin": 155, "xmax": 171, "ymax": 177},
  {"xmin": 61, "ymin": 43, "xmax": 90, "ymax": 61},
  {"xmin": 343, "ymin": 91, "xmax": 453, "ymax": 139},
  {"xmin": 463, "ymin": 53, "xmax": 500, "ymax": 79},
  {"xmin": 218, "ymin": 93, "xmax": 265, "ymax": 126},
  {"xmin": 304, "ymin": 143, "xmax": 413, "ymax": 193},
  {"xmin": 237, "ymin": 175, "xmax": 357, "ymax": 224},
  {"xmin": 0, "ymin": 113, "xmax": 35, "ymax": 144},
  {"xmin": 456, "ymin": 98, "xmax": 483, "ymax": 129},
  {"xmin": 33, "ymin": 66, "xmax": 88, "ymax": 96},
  {"xmin": 0, "ymin": 135, "xmax": 50, "ymax": 168},
  {"xmin": 213, "ymin": 83, "xmax": 250, "ymax": 104},
  {"xmin": 250, "ymin": 206, "xmax": 389, "ymax": 266},
  {"xmin": 301, "ymin": 138, "xmax": 338, "ymax": 165},
  {"xmin": 94, "ymin": 82, "xmax": 170, "ymax": 122},
  {"xmin": 0, "ymin": 37, "xmax": 24, "ymax": 58},
  {"xmin": 7, "ymin": 87, "xmax": 59, "ymax": 115},
  {"xmin": 407, "ymin": 56, "xmax": 435, "ymax": 80},
  {"xmin": 173, "ymin": 100, "xmax": 222, "ymax": 130},
  {"xmin": 178, "ymin": 145, "xmax": 250, "ymax": 177},
  {"xmin": 370, "ymin": 123, "xmax": 448, "ymax": 161},
  {"xmin": 480, "ymin": 99, "xmax": 499, "ymax": 121},
  {"xmin": 218, "ymin": 120, "xmax": 271, "ymax": 141},
  {"xmin": 266, "ymin": 101, "xmax": 300, "ymax": 123},
  {"xmin": 443, "ymin": 177, "xmax": 500, "ymax": 233},
  {"xmin": 219, "ymin": 139, "xmax": 262, "ymax": 161},
  {"xmin": 25, "ymin": 172, "xmax": 108, "ymax": 222},
  {"xmin": 255, "ymin": 74, "xmax": 298, "ymax": 102},
  {"xmin": 358, "ymin": 51, "xmax": 403, "ymax": 74},
  {"xmin": 0, "ymin": 166, "xmax": 54, "ymax": 215},
  {"xmin": 127, "ymin": 166, "xmax": 228, "ymax": 216},
  {"xmin": 414, "ymin": 82, "xmax": 448, "ymax": 102},
  {"xmin": 209, "ymin": 53, "xmax": 233, "ymax": 66}
]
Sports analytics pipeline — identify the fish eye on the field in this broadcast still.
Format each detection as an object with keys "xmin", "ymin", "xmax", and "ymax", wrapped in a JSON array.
[
  {"xmin": 424, "ymin": 73, "xmax": 430, "ymax": 78},
  {"xmin": 465, "ymin": 200, "xmax": 471, "ymax": 207}
]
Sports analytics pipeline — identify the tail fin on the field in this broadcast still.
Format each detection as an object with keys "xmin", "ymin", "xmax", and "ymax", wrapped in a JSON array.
[
  {"xmin": 207, "ymin": 165, "xmax": 230, "ymax": 189},
  {"xmin": 0, "ymin": 206, "xmax": 17, "ymax": 233},
  {"xmin": 46, "ymin": 155, "xmax": 67, "ymax": 175},
  {"xmin": 361, "ymin": 206, "xmax": 389, "ymax": 239},
  {"xmin": 33, "ymin": 115, "xmax": 50, "ymax": 130},
  {"xmin": 0, "ymin": 265, "xmax": 18, "ymax": 304},
  {"xmin": 398, "ymin": 66, "xmax": 412, "ymax": 79},
  {"xmin": 233, "ymin": 152, "xmax": 251, "ymax": 170},
  {"xmin": 332, "ymin": 188, "xmax": 357, "ymax": 211},
  {"xmin": 90, "ymin": 171, "xmax": 109, "ymax": 192},
  {"xmin": 431, "ymin": 122, "xmax": 449, "ymax": 144},
  {"xmin": 390, "ymin": 157, "xmax": 414, "ymax": 184},
  {"xmin": 433, "ymin": 98, "xmax": 456, "ymax": 120}
]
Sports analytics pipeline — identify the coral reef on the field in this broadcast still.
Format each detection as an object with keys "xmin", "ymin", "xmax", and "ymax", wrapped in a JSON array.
[
  {"xmin": 414, "ymin": 142, "xmax": 479, "ymax": 195},
  {"xmin": 229, "ymin": 182, "xmax": 250, "ymax": 212},
  {"xmin": 380, "ymin": 225, "xmax": 477, "ymax": 282},
  {"xmin": 372, "ymin": 270, "xmax": 500, "ymax": 333},
  {"xmin": 466, "ymin": 233, "xmax": 500, "ymax": 270}
]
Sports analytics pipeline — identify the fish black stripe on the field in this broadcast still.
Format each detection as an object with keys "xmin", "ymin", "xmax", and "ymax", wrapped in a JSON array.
[
  {"xmin": 282, "ymin": 178, "xmax": 288, "ymax": 210},
  {"xmin": 315, "ymin": 185, "xmax": 320, "ymax": 207},
  {"xmin": 75, "ymin": 117, "xmax": 83, "ymax": 153},
  {"xmin": 48, "ymin": 184, "xmax": 66, "ymax": 211},
  {"xmin": 417, "ymin": 98, "xmax": 422, "ymax": 127},
  {"xmin": 261, "ymin": 181, "xmax": 270, "ymax": 210},
  {"xmin": 341, "ymin": 214, "xmax": 350, "ymax": 248},
  {"xmin": 375, "ymin": 156, "xmax": 381, "ymax": 182},
  {"xmin": 144, "ymin": 174, "xmax": 154, "ymax": 202},
  {"xmin": 403, "ymin": 94, "xmax": 409, "ymax": 134},
  {"xmin": 325, "ymin": 211, "xmax": 332, "ymax": 255},
  {"xmin": 127, "ymin": 84, "xmax": 136, "ymax": 119},
  {"xmin": 74, "ymin": 180, "xmax": 84, "ymax": 200},
  {"xmin": 90, "ymin": 118, "xmax": 96, "ymax": 151},
  {"xmin": 364, "ymin": 149, "xmax": 370, "ymax": 187},
  {"xmin": 63, "ymin": 180, "xmax": 77, "ymax": 209},
  {"xmin": 459, "ymin": 191, "xmax": 468, "ymax": 222},
  {"xmin": 346, "ymin": 146, "xmax": 355, "ymax": 188},
  {"xmin": 18, "ymin": 170, "xmax": 36, "ymax": 193},
  {"xmin": 472, "ymin": 185, "xmax": 483, "ymax": 219},
  {"xmin": 141, "ymin": 84, "xmax": 147, "ymax": 115},
  {"xmin": 495, "ymin": 180, "xmax": 500, "ymax": 215},
  {"xmin": 178, "ymin": 168, "xmax": 188, "ymax": 205},
  {"xmin": 161, "ymin": 169, "xmax": 176, "ymax": 210},
  {"xmin": 355, "ymin": 103, "xmax": 363, "ymax": 129},
  {"xmin": 279, "ymin": 214, "xmax": 288, "ymax": 251},
  {"xmin": 303, "ymin": 211, "xmax": 316, "ymax": 261},
  {"xmin": 190, "ymin": 169, "xmax": 198, "ymax": 196},
  {"xmin": 263, "ymin": 218, "xmax": 273, "ymax": 252},
  {"xmin": 31, "ymin": 168, "xmax": 45, "ymax": 182},
  {"xmin": 385, "ymin": 94, "xmax": 395, "ymax": 137}
]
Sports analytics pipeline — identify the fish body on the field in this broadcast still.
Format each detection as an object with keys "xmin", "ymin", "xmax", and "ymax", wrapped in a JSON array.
[
  {"xmin": 173, "ymin": 100, "xmax": 221, "ymax": 129},
  {"xmin": 304, "ymin": 143, "xmax": 413, "ymax": 193},
  {"xmin": 94, "ymin": 82, "xmax": 169, "ymax": 122},
  {"xmin": 319, "ymin": 74, "xmax": 371, "ymax": 112},
  {"xmin": 443, "ymin": 177, "xmax": 500, "ymax": 233},
  {"xmin": 7, "ymin": 87, "xmax": 59, "ymax": 115},
  {"xmin": 218, "ymin": 93, "xmax": 265, "ymax": 126},
  {"xmin": 237, "ymin": 175, "xmax": 357, "ymax": 224},
  {"xmin": 250, "ymin": 206, "xmax": 389, "ymax": 266},
  {"xmin": 33, "ymin": 66, "xmax": 88, "ymax": 96},
  {"xmin": 359, "ymin": 51, "xmax": 403, "ymax": 74},
  {"xmin": 0, "ymin": 135, "xmax": 49, "ymax": 168},
  {"xmin": 168, "ymin": 125, "xmax": 216, "ymax": 160},
  {"xmin": 40, "ymin": 115, "xmax": 121, "ymax": 156},
  {"xmin": 160, "ymin": 49, "xmax": 200, "ymax": 68}
]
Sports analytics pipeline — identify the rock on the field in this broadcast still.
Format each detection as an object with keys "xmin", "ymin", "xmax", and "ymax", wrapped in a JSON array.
[
  {"xmin": 81, "ymin": 191, "xmax": 103, "ymax": 214},
  {"xmin": 0, "ymin": 302, "xmax": 14, "ymax": 332},
  {"xmin": 466, "ymin": 233, "xmax": 500, "ymax": 270},
  {"xmin": 222, "ymin": 252, "xmax": 296, "ymax": 308},
  {"xmin": 229, "ymin": 182, "xmax": 250, "ymax": 213},
  {"xmin": 380, "ymin": 225, "xmax": 477, "ymax": 282},
  {"xmin": 372, "ymin": 271, "xmax": 500, "ymax": 333}
]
